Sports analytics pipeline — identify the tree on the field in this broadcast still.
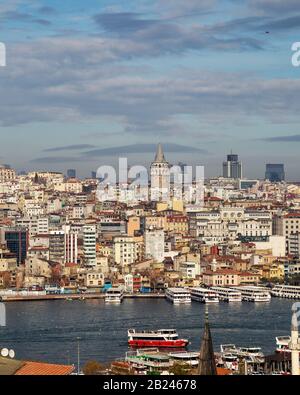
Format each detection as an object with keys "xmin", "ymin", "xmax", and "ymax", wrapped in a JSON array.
[
  {"xmin": 83, "ymin": 360, "xmax": 104, "ymax": 375},
  {"xmin": 169, "ymin": 362, "xmax": 192, "ymax": 375}
]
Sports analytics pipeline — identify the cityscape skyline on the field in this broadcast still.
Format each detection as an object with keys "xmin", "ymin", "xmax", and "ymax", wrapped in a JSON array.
[{"xmin": 0, "ymin": 0, "xmax": 300, "ymax": 178}]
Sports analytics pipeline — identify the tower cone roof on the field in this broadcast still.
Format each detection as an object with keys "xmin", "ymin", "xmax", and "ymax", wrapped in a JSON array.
[
  {"xmin": 197, "ymin": 307, "xmax": 217, "ymax": 376},
  {"xmin": 154, "ymin": 143, "xmax": 167, "ymax": 163}
]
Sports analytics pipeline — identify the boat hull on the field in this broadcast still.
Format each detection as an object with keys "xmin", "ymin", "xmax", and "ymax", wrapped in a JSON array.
[{"xmin": 128, "ymin": 339, "xmax": 189, "ymax": 348}]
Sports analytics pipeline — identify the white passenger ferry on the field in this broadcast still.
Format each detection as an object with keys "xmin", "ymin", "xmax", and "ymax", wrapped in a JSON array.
[
  {"xmin": 220, "ymin": 344, "xmax": 264, "ymax": 360},
  {"xmin": 165, "ymin": 288, "xmax": 191, "ymax": 304},
  {"xmin": 271, "ymin": 285, "xmax": 300, "ymax": 299},
  {"xmin": 211, "ymin": 287, "xmax": 242, "ymax": 302},
  {"xmin": 275, "ymin": 336, "xmax": 291, "ymax": 353},
  {"xmin": 230, "ymin": 286, "xmax": 271, "ymax": 302},
  {"xmin": 168, "ymin": 351, "xmax": 200, "ymax": 367},
  {"xmin": 105, "ymin": 287, "xmax": 124, "ymax": 303},
  {"xmin": 189, "ymin": 287, "xmax": 219, "ymax": 303}
]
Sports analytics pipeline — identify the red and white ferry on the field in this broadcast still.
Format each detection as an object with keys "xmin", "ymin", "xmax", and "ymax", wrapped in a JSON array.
[{"xmin": 128, "ymin": 329, "xmax": 189, "ymax": 349}]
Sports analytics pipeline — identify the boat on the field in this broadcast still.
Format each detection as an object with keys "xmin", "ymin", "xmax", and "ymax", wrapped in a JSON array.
[
  {"xmin": 168, "ymin": 351, "xmax": 199, "ymax": 367},
  {"xmin": 126, "ymin": 349, "xmax": 173, "ymax": 374},
  {"xmin": 229, "ymin": 286, "xmax": 271, "ymax": 302},
  {"xmin": 271, "ymin": 285, "xmax": 300, "ymax": 299},
  {"xmin": 165, "ymin": 288, "xmax": 191, "ymax": 304},
  {"xmin": 220, "ymin": 344, "xmax": 264, "ymax": 360},
  {"xmin": 189, "ymin": 287, "xmax": 219, "ymax": 303},
  {"xmin": 211, "ymin": 287, "xmax": 242, "ymax": 302},
  {"xmin": 275, "ymin": 336, "xmax": 291, "ymax": 353},
  {"xmin": 128, "ymin": 329, "xmax": 189, "ymax": 348},
  {"xmin": 220, "ymin": 354, "xmax": 239, "ymax": 371},
  {"xmin": 105, "ymin": 287, "xmax": 124, "ymax": 304}
]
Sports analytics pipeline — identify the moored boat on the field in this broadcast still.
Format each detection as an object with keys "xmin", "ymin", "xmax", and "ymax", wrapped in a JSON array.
[
  {"xmin": 128, "ymin": 329, "xmax": 189, "ymax": 348},
  {"xmin": 105, "ymin": 287, "xmax": 124, "ymax": 303},
  {"xmin": 189, "ymin": 287, "xmax": 219, "ymax": 303},
  {"xmin": 165, "ymin": 288, "xmax": 191, "ymax": 304}
]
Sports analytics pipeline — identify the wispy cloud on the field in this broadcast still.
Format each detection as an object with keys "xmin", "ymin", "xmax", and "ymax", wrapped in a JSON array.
[
  {"xmin": 261, "ymin": 134, "xmax": 300, "ymax": 142},
  {"xmin": 83, "ymin": 143, "xmax": 208, "ymax": 157},
  {"xmin": 44, "ymin": 144, "xmax": 96, "ymax": 153}
]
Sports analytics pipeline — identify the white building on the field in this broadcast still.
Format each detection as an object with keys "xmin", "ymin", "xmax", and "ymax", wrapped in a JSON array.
[
  {"xmin": 114, "ymin": 236, "xmax": 137, "ymax": 266},
  {"xmin": 145, "ymin": 229, "xmax": 165, "ymax": 263},
  {"xmin": 83, "ymin": 224, "xmax": 97, "ymax": 267},
  {"xmin": 189, "ymin": 207, "xmax": 272, "ymax": 245}
]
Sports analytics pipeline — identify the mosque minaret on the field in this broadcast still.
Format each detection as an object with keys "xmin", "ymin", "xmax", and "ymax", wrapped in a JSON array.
[{"xmin": 289, "ymin": 306, "xmax": 300, "ymax": 375}]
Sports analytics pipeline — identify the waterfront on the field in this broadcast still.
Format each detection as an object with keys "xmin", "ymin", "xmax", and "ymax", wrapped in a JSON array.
[{"xmin": 0, "ymin": 299, "xmax": 295, "ymax": 366}]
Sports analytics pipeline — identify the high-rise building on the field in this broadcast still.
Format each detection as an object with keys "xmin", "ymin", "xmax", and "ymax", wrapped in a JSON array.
[
  {"xmin": 49, "ymin": 228, "xmax": 78, "ymax": 264},
  {"xmin": 222, "ymin": 153, "xmax": 242, "ymax": 179},
  {"xmin": 5, "ymin": 228, "xmax": 28, "ymax": 265},
  {"xmin": 83, "ymin": 224, "xmax": 97, "ymax": 267},
  {"xmin": 265, "ymin": 164, "xmax": 285, "ymax": 182},
  {"xmin": 150, "ymin": 144, "xmax": 170, "ymax": 202},
  {"xmin": 49, "ymin": 231, "xmax": 65, "ymax": 263},
  {"xmin": 67, "ymin": 169, "xmax": 76, "ymax": 179},
  {"xmin": 65, "ymin": 231, "xmax": 78, "ymax": 264}
]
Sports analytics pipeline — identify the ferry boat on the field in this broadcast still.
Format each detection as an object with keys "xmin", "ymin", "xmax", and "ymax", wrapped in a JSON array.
[
  {"xmin": 271, "ymin": 285, "xmax": 300, "ymax": 299},
  {"xmin": 165, "ymin": 288, "xmax": 191, "ymax": 304},
  {"xmin": 211, "ymin": 287, "xmax": 242, "ymax": 302},
  {"xmin": 189, "ymin": 287, "xmax": 219, "ymax": 303},
  {"xmin": 220, "ymin": 344, "xmax": 264, "ymax": 360},
  {"xmin": 230, "ymin": 286, "xmax": 271, "ymax": 302},
  {"xmin": 219, "ymin": 354, "xmax": 239, "ymax": 371},
  {"xmin": 168, "ymin": 351, "xmax": 199, "ymax": 367},
  {"xmin": 275, "ymin": 336, "xmax": 291, "ymax": 353},
  {"xmin": 105, "ymin": 287, "xmax": 124, "ymax": 303},
  {"xmin": 126, "ymin": 349, "xmax": 173, "ymax": 374},
  {"xmin": 128, "ymin": 329, "xmax": 189, "ymax": 348}
]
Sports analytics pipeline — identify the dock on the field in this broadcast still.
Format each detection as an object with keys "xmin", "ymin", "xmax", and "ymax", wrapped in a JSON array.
[{"xmin": 1, "ymin": 293, "xmax": 166, "ymax": 303}]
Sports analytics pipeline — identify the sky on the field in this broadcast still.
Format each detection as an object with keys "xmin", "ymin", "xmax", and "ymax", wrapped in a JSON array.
[{"xmin": 0, "ymin": 0, "xmax": 300, "ymax": 180}]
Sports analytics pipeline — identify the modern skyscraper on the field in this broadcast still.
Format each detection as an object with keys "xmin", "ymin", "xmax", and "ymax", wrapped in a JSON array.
[
  {"xmin": 5, "ymin": 228, "xmax": 28, "ymax": 265},
  {"xmin": 150, "ymin": 144, "xmax": 170, "ymax": 202},
  {"xmin": 223, "ymin": 153, "xmax": 242, "ymax": 179},
  {"xmin": 67, "ymin": 169, "xmax": 76, "ymax": 179},
  {"xmin": 83, "ymin": 224, "xmax": 97, "ymax": 267},
  {"xmin": 265, "ymin": 164, "xmax": 285, "ymax": 182}
]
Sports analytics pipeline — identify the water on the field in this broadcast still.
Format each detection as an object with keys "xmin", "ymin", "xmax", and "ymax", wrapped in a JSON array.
[{"xmin": 0, "ymin": 298, "xmax": 295, "ymax": 366}]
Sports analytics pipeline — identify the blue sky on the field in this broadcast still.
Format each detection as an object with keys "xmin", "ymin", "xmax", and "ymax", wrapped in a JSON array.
[{"xmin": 0, "ymin": 0, "xmax": 300, "ymax": 179}]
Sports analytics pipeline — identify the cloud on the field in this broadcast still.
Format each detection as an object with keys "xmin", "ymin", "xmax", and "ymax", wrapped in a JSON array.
[
  {"xmin": 94, "ymin": 12, "xmax": 157, "ymax": 33},
  {"xmin": 44, "ymin": 144, "xmax": 96, "ymax": 152},
  {"xmin": 0, "ymin": 36, "xmax": 299, "ymax": 133},
  {"xmin": 261, "ymin": 135, "xmax": 300, "ymax": 142},
  {"xmin": 30, "ymin": 156, "xmax": 82, "ymax": 164},
  {"xmin": 249, "ymin": 0, "xmax": 300, "ymax": 15},
  {"xmin": 262, "ymin": 15, "xmax": 300, "ymax": 31},
  {"xmin": 83, "ymin": 143, "xmax": 208, "ymax": 157},
  {"xmin": 38, "ymin": 6, "xmax": 57, "ymax": 15}
]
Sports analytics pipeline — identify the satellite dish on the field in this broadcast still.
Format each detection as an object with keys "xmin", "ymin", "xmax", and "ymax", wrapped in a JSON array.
[
  {"xmin": 1, "ymin": 348, "xmax": 9, "ymax": 357},
  {"xmin": 9, "ymin": 349, "xmax": 15, "ymax": 359}
]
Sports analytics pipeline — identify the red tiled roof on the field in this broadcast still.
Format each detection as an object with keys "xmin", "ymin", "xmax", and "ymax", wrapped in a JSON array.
[{"xmin": 15, "ymin": 361, "xmax": 74, "ymax": 376}]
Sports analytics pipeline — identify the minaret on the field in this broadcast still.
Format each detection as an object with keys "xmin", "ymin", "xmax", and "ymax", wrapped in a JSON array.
[
  {"xmin": 289, "ymin": 306, "xmax": 300, "ymax": 375},
  {"xmin": 150, "ymin": 144, "xmax": 170, "ymax": 202},
  {"xmin": 198, "ymin": 307, "xmax": 217, "ymax": 376}
]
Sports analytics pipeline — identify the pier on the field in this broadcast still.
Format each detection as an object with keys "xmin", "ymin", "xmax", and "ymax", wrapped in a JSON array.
[{"xmin": 1, "ymin": 293, "xmax": 166, "ymax": 303}]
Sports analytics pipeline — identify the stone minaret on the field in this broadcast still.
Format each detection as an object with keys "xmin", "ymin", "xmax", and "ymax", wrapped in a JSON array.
[
  {"xmin": 289, "ymin": 307, "xmax": 300, "ymax": 375},
  {"xmin": 198, "ymin": 307, "xmax": 217, "ymax": 376},
  {"xmin": 150, "ymin": 144, "xmax": 170, "ymax": 202}
]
